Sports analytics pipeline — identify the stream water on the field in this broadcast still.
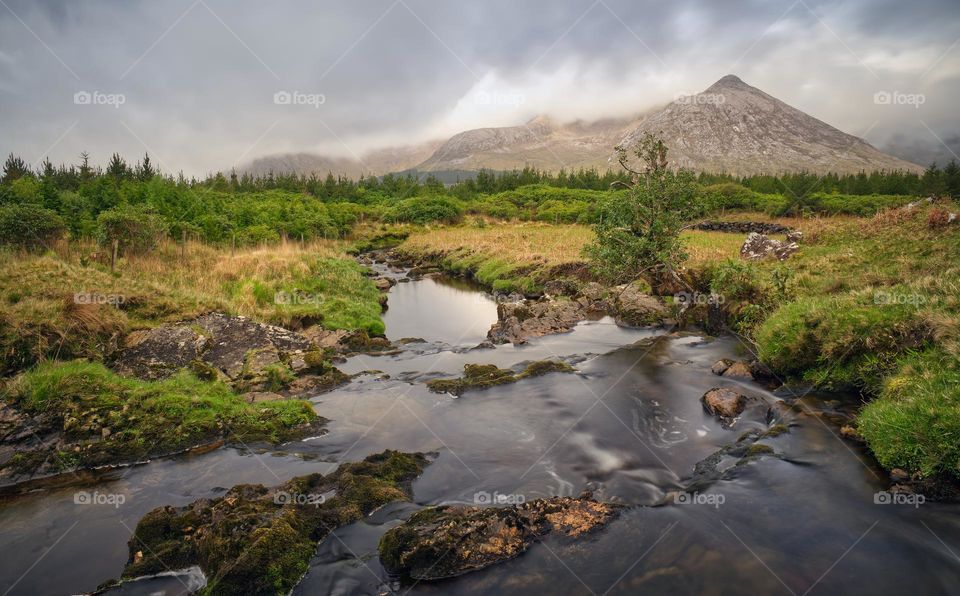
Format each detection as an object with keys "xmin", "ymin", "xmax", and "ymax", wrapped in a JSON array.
[{"xmin": 1, "ymin": 267, "xmax": 959, "ymax": 595}]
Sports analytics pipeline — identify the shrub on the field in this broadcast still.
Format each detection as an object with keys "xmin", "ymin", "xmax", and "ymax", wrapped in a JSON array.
[
  {"xmin": 386, "ymin": 196, "xmax": 463, "ymax": 224},
  {"xmin": 97, "ymin": 205, "xmax": 168, "ymax": 255},
  {"xmin": 0, "ymin": 204, "xmax": 66, "ymax": 250}
]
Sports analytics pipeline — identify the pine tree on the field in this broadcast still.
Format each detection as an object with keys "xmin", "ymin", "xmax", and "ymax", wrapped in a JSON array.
[{"xmin": 2, "ymin": 153, "xmax": 29, "ymax": 183}]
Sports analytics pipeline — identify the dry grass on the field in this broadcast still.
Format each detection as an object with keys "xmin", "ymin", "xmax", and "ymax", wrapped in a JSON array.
[
  {"xmin": 400, "ymin": 223, "xmax": 594, "ymax": 268},
  {"xmin": 0, "ymin": 238, "xmax": 381, "ymax": 372},
  {"xmin": 400, "ymin": 221, "xmax": 770, "ymax": 271}
]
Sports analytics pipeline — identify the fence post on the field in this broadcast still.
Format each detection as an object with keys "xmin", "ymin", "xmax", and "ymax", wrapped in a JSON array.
[
  {"xmin": 111, "ymin": 239, "xmax": 119, "ymax": 273},
  {"xmin": 181, "ymin": 229, "xmax": 186, "ymax": 260}
]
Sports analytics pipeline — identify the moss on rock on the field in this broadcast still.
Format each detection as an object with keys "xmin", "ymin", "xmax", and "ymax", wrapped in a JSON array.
[
  {"xmin": 426, "ymin": 360, "xmax": 574, "ymax": 396},
  {"xmin": 122, "ymin": 450, "xmax": 429, "ymax": 595}
]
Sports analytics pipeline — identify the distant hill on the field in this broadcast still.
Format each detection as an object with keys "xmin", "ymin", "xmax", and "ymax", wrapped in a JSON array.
[{"xmin": 240, "ymin": 75, "xmax": 922, "ymax": 178}]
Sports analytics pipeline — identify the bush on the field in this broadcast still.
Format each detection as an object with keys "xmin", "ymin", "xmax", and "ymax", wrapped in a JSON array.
[
  {"xmin": 97, "ymin": 205, "xmax": 168, "ymax": 255},
  {"xmin": 236, "ymin": 224, "xmax": 281, "ymax": 246},
  {"xmin": 0, "ymin": 204, "xmax": 66, "ymax": 250},
  {"xmin": 386, "ymin": 196, "xmax": 463, "ymax": 224}
]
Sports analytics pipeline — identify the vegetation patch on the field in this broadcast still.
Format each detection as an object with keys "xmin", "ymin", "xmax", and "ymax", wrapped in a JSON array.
[{"xmin": 1, "ymin": 361, "xmax": 321, "ymax": 483}]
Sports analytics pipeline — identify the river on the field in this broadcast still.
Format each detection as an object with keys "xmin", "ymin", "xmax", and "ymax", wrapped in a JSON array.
[{"xmin": 1, "ymin": 265, "xmax": 958, "ymax": 595}]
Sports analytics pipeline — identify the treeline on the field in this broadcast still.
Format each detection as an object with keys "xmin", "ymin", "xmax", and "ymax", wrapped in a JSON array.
[{"xmin": 1, "ymin": 150, "xmax": 958, "ymax": 251}]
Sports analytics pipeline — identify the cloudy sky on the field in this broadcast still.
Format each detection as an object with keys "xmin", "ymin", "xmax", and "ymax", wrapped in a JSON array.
[{"xmin": 1, "ymin": 0, "xmax": 958, "ymax": 176}]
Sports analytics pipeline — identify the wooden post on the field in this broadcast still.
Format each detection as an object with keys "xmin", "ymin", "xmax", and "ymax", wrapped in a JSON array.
[
  {"xmin": 111, "ymin": 239, "xmax": 119, "ymax": 273},
  {"xmin": 181, "ymin": 229, "xmax": 186, "ymax": 260},
  {"xmin": 232, "ymin": 232, "xmax": 236, "ymax": 255}
]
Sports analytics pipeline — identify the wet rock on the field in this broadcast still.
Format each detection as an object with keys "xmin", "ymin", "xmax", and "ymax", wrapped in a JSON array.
[
  {"xmin": 112, "ymin": 326, "xmax": 208, "ymax": 380},
  {"xmin": 711, "ymin": 359, "xmax": 734, "ymax": 375},
  {"xmin": 113, "ymin": 312, "xmax": 321, "ymax": 392},
  {"xmin": 702, "ymin": 387, "xmax": 747, "ymax": 420},
  {"xmin": 301, "ymin": 326, "xmax": 350, "ymax": 349},
  {"xmin": 374, "ymin": 277, "xmax": 395, "ymax": 291},
  {"xmin": 121, "ymin": 450, "xmax": 429, "ymax": 595},
  {"xmin": 721, "ymin": 361, "xmax": 754, "ymax": 380},
  {"xmin": 890, "ymin": 468, "xmax": 910, "ymax": 483},
  {"xmin": 487, "ymin": 299, "xmax": 584, "ymax": 345},
  {"xmin": 840, "ymin": 425, "xmax": 863, "ymax": 442},
  {"xmin": 543, "ymin": 278, "xmax": 579, "ymax": 297},
  {"xmin": 379, "ymin": 496, "xmax": 620, "ymax": 581},
  {"xmin": 427, "ymin": 361, "xmax": 574, "ymax": 396},
  {"xmin": 575, "ymin": 282, "xmax": 612, "ymax": 311},
  {"xmin": 740, "ymin": 232, "xmax": 799, "ymax": 261},
  {"xmin": 612, "ymin": 282, "xmax": 669, "ymax": 326}
]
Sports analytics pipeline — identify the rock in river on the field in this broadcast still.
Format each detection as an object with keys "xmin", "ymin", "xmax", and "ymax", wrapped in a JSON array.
[{"xmin": 379, "ymin": 495, "xmax": 620, "ymax": 581}]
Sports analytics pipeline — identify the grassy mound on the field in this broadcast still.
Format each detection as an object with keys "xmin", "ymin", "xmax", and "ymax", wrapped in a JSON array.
[{"xmin": 3, "ymin": 361, "xmax": 319, "ymax": 477}]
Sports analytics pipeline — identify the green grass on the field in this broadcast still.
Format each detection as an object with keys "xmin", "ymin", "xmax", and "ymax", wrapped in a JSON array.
[
  {"xmin": 858, "ymin": 349, "xmax": 960, "ymax": 477},
  {"xmin": 717, "ymin": 205, "xmax": 960, "ymax": 478},
  {"xmin": 4, "ymin": 360, "xmax": 318, "ymax": 474}
]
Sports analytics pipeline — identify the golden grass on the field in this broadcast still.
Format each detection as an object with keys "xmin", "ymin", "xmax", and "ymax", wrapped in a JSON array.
[
  {"xmin": 399, "ymin": 219, "xmax": 806, "ymax": 271},
  {"xmin": 400, "ymin": 223, "xmax": 593, "ymax": 268}
]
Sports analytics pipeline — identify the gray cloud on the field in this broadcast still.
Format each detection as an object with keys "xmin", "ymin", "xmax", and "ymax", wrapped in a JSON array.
[{"xmin": 1, "ymin": 0, "xmax": 958, "ymax": 176}]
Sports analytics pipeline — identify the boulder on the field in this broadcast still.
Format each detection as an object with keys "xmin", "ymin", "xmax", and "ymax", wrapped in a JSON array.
[
  {"xmin": 613, "ymin": 282, "xmax": 669, "ymax": 326},
  {"xmin": 543, "ymin": 278, "xmax": 579, "ymax": 297},
  {"xmin": 710, "ymin": 359, "xmax": 733, "ymax": 375},
  {"xmin": 112, "ymin": 325, "xmax": 208, "ymax": 380},
  {"xmin": 379, "ymin": 496, "xmax": 619, "ymax": 581},
  {"xmin": 721, "ymin": 361, "xmax": 754, "ymax": 380},
  {"xmin": 702, "ymin": 387, "xmax": 747, "ymax": 420},
  {"xmin": 487, "ymin": 299, "xmax": 584, "ymax": 344},
  {"xmin": 740, "ymin": 232, "xmax": 799, "ymax": 261},
  {"xmin": 374, "ymin": 277, "xmax": 395, "ymax": 291},
  {"xmin": 575, "ymin": 282, "xmax": 612, "ymax": 311}
]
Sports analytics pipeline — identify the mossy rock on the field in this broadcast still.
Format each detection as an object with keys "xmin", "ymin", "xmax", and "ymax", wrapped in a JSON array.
[
  {"xmin": 121, "ymin": 450, "xmax": 429, "ymax": 595},
  {"xmin": 426, "ymin": 361, "xmax": 574, "ymax": 396}
]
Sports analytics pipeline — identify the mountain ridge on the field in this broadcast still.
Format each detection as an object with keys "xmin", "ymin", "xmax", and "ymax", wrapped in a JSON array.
[{"xmin": 241, "ymin": 75, "xmax": 922, "ymax": 178}]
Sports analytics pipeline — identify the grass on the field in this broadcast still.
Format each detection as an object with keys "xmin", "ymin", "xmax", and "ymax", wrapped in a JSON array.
[
  {"xmin": 857, "ymin": 349, "xmax": 960, "ymax": 477},
  {"xmin": 3, "ymin": 360, "xmax": 318, "ymax": 475},
  {"xmin": 0, "ymin": 238, "xmax": 383, "ymax": 373},
  {"xmin": 718, "ymin": 205, "xmax": 960, "ymax": 477},
  {"xmin": 398, "ymin": 209, "xmax": 960, "ymax": 479},
  {"xmin": 395, "ymin": 222, "xmax": 750, "ymax": 292}
]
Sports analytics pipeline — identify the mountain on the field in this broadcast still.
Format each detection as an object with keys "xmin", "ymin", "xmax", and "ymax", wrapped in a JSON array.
[
  {"xmin": 613, "ymin": 75, "xmax": 922, "ymax": 175},
  {"xmin": 241, "ymin": 75, "xmax": 922, "ymax": 177},
  {"xmin": 243, "ymin": 140, "xmax": 443, "ymax": 179}
]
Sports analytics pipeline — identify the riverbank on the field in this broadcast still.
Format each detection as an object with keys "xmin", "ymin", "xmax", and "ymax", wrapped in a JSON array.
[
  {"xmin": 389, "ymin": 206, "xmax": 960, "ymax": 485},
  {"xmin": 0, "ymin": 239, "xmax": 387, "ymax": 486}
]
